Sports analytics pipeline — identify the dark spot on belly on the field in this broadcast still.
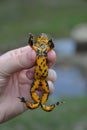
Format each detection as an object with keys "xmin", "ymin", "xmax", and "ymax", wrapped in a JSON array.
[
  {"xmin": 36, "ymin": 72, "xmax": 38, "ymax": 75},
  {"xmin": 43, "ymin": 59, "xmax": 45, "ymax": 62},
  {"xmin": 43, "ymin": 64, "xmax": 45, "ymax": 67},
  {"xmin": 39, "ymin": 81, "xmax": 43, "ymax": 86},
  {"xmin": 44, "ymin": 69, "xmax": 47, "ymax": 72},
  {"xmin": 41, "ymin": 62, "xmax": 43, "ymax": 65},
  {"xmin": 39, "ymin": 65, "xmax": 42, "ymax": 71}
]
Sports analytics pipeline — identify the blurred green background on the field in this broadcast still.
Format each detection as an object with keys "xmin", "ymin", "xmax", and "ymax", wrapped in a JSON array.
[
  {"xmin": 0, "ymin": 0, "xmax": 87, "ymax": 52},
  {"xmin": 0, "ymin": 0, "xmax": 87, "ymax": 130}
]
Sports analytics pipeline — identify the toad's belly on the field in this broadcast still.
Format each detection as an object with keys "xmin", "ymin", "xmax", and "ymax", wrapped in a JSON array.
[{"xmin": 35, "ymin": 56, "xmax": 48, "ymax": 79}]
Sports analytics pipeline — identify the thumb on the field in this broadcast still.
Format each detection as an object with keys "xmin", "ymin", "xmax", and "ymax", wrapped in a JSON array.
[{"xmin": 0, "ymin": 46, "xmax": 36, "ymax": 76}]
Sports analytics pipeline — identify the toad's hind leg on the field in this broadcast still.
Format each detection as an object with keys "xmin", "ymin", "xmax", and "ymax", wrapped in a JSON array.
[
  {"xmin": 18, "ymin": 79, "xmax": 40, "ymax": 109},
  {"xmin": 18, "ymin": 97, "xmax": 39, "ymax": 109},
  {"xmin": 41, "ymin": 80, "xmax": 63, "ymax": 112}
]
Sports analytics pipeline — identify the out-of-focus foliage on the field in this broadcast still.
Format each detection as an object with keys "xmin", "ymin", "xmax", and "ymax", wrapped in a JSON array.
[{"xmin": 0, "ymin": 0, "xmax": 87, "ymax": 51}]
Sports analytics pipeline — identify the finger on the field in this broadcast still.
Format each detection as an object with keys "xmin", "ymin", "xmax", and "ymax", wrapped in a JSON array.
[
  {"xmin": 0, "ymin": 46, "xmax": 36, "ymax": 76},
  {"xmin": 47, "ymin": 69, "xmax": 57, "ymax": 82},
  {"xmin": 26, "ymin": 67, "xmax": 35, "ymax": 80},
  {"xmin": 48, "ymin": 80, "xmax": 55, "ymax": 94},
  {"xmin": 47, "ymin": 50, "xmax": 56, "ymax": 68},
  {"xmin": 18, "ymin": 69, "xmax": 32, "ymax": 84}
]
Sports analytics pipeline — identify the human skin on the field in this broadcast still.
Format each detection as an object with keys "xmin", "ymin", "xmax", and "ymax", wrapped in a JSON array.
[{"xmin": 0, "ymin": 46, "xmax": 57, "ymax": 123}]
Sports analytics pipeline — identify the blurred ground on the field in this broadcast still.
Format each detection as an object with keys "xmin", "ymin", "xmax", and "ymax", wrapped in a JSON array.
[{"xmin": 0, "ymin": 97, "xmax": 87, "ymax": 130}]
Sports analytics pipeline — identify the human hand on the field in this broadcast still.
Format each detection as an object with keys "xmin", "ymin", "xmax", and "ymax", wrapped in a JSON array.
[{"xmin": 0, "ymin": 46, "xmax": 57, "ymax": 123}]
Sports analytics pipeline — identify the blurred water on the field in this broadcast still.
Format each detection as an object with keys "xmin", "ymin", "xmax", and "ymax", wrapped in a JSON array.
[
  {"xmin": 54, "ymin": 39, "xmax": 76, "ymax": 56},
  {"xmin": 52, "ymin": 39, "xmax": 86, "ymax": 97},
  {"xmin": 53, "ymin": 66, "xmax": 86, "ymax": 97}
]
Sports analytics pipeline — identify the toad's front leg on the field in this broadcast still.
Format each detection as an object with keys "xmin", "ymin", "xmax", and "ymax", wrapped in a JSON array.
[{"xmin": 28, "ymin": 33, "xmax": 37, "ymax": 51}]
